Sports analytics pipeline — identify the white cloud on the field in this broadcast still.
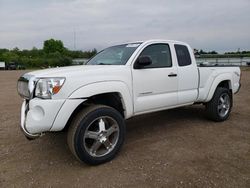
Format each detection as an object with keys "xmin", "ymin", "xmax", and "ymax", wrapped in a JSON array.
[{"xmin": 0, "ymin": 0, "xmax": 249, "ymax": 52}]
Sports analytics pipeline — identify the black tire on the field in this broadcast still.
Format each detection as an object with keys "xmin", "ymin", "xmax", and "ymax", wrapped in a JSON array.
[
  {"xmin": 205, "ymin": 87, "xmax": 232, "ymax": 122},
  {"xmin": 67, "ymin": 105, "xmax": 125, "ymax": 165}
]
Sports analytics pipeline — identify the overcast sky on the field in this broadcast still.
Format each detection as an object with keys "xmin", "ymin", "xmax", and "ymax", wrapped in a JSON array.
[{"xmin": 0, "ymin": 0, "xmax": 249, "ymax": 52}]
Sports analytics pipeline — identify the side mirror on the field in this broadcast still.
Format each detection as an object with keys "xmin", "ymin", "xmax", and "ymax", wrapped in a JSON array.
[{"xmin": 134, "ymin": 56, "xmax": 152, "ymax": 69}]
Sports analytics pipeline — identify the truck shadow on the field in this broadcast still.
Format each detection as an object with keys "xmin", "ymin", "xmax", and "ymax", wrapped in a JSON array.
[
  {"xmin": 126, "ymin": 104, "xmax": 207, "ymax": 130},
  {"xmin": 43, "ymin": 104, "xmax": 207, "ymax": 166}
]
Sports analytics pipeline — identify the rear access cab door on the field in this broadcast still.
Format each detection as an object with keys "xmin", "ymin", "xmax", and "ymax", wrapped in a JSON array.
[{"xmin": 174, "ymin": 44, "xmax": 199, "ymax": 105}]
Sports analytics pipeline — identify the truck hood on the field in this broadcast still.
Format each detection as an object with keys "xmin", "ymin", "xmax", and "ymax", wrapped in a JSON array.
[
  {"xmin": 24, "ymin": 65, "xmax": 132, "ymax": 99},
  {"xmin": 27, "ymin": 65, "xmax": 124, "ymax": 77}
]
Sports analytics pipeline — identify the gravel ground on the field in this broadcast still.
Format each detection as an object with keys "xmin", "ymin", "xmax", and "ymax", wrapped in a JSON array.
[{"xmin": 0, "ymin": 69, "xmax": 249, "ymax": 187}]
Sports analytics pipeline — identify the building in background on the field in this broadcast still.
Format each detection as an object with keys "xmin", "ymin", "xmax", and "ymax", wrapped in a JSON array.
[{"xmin": 72, "ymin": 58, "xmax": 89, "ymax": 65}]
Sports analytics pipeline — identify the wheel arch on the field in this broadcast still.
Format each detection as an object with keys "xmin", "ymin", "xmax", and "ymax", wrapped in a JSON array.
[
  {"xmin": 68, "ymin": 81, "xmax": 133, "ymax": 118},
  {"xmin": 62, "ymin": 92, "xmax": 127, "ymax": 132},
  {"xmin": 205, "ymin": 73, "xmax": 233, "ymax": 102}
]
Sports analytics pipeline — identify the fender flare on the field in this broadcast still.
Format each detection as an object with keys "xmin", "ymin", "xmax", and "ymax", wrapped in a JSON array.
[
  {"xmin": 205, "ymin": 73, "xmax": 233, "ymax": 102},
  {"xmin": 68, "ymin": 81, "xmax": 134, "ymax": 118}
]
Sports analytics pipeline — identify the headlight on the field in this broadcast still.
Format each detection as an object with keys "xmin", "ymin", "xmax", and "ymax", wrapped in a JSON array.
[{"xmin": 35, "ymin": 78, "xmax": 65, "ymax": 99}]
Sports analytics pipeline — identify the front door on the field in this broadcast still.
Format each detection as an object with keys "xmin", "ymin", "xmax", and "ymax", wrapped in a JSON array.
[{"xmin": 132, "ymin": 43, "xmax": 178, "ymax": 114}]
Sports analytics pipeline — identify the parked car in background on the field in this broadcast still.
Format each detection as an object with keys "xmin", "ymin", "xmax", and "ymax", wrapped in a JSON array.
[
  {"xmin": 7, "ymin": 62, "xmax": 17, "ymax": 70},
  {"xmin": 6, "ymin": 62, "xmax": 26, "ymax": 70}
]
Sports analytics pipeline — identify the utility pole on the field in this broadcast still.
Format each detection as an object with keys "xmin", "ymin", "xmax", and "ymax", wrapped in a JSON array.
[{"xmin": 74, "ymin": 29, "xmax": 76, "ymax": 50}]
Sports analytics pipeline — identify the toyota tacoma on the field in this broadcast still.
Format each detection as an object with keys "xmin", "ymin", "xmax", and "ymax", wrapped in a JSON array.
[{"xmin": 17, "ymin": 40, "xmax": 241, "ymax": 165}]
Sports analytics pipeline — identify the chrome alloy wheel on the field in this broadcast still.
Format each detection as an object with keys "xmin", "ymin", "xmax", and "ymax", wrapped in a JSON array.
[
  {"xmin": 83, "ymin": 117, "xmax": 120, "ymax": 157},
  {"xmin": 217, "ymin": 93, "xmax": 231, "ymax": 118}
]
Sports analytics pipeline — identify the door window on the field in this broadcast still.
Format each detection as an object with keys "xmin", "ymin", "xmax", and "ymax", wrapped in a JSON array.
[
  {"xmin": 174, "ymin": 44, "xmax": 192, "ymax": 66},
  {"xmin": 137, "ymin": 44, "xmax": 172, "ymax": 68}
]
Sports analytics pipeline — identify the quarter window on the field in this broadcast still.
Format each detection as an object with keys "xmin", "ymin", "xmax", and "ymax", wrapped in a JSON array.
[
  {"xmin": 137, "ymin": 44, "xmax": 172, "ymax": 68},
  {"xmin": 174, "ymin": 44, "xmax": 192, "ymax": 66}
]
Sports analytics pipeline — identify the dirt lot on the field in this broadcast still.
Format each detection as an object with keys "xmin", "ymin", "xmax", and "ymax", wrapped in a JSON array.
[{"xmin": 0, "ymin": 69, "xmax": 249, "ymax": 187}]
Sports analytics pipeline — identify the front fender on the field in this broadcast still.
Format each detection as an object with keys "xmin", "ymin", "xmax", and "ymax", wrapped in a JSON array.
[
  {"xmin": 68, "ymin": 81, "xmax": 133, "ymax": 118},
  {"xmin": 205, "ymin": 73, "xmax": 233, "ymax": 102}
]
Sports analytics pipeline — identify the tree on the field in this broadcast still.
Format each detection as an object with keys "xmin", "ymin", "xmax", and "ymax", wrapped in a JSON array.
[
  {"xmin": 13, "ymin": 47, "xmax": 20, "ymax": 52},
  {"xmin": 43, "ymin": 39, "xmax": 65, "ymax": 54},
  {"xmin": 209, "ymin": 51, "xmax": 218, "ymax": 54},
  {"xmin": 199, "ymin": 49, "xmax": 207, "ymax": 54},
  {"xmin": 90, "ymin": 48, "xmax": 97, "ymax": 57},
  {"xmin": 83, "ymin": 48, "xmax": 98, "ymax": 58},
  {"xmin": 1, "ymin": 51, "xmax": 19, "ymax": 63}
]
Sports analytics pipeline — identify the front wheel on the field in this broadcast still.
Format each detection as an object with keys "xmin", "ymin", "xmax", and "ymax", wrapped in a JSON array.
[
  {"xmin": 67, "ymin": 105, "xmax": 125, "ymax": 165},
  {"xmin": 205, "ymin": 87, "xmax": 232, "ymax": 122}
]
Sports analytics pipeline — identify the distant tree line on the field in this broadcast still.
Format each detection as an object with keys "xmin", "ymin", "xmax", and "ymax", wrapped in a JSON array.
[
  {"xmin": 194, "ymin": 48, "xmax": 250, "ymax": 58},
  {"xmin": 225, "ymin": 51, "xmax": 250, "ymax": 55},
  {"xmin": 0, "ymin": 39, "xmax": 97, "ymax": 68},
  {"xmin": 1, "ymin": 39, "xmax": 250, "ymax": 68},
  {"xmin": 194, "ymin": 49, "xmax": 218, "ymax": 55}
]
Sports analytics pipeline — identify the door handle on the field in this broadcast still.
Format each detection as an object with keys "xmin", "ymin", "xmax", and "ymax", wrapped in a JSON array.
[{"xmin": 168, "ymin": 73, "xmax": 177, "ymax": 77}]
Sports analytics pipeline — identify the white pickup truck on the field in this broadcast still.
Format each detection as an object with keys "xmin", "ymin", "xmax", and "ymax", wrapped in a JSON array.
[{"xmin": 17, "ymin": 40, "xmax": 241, "ymax": 165}]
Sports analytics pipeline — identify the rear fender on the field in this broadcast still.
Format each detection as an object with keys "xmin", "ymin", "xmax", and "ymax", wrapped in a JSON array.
[{"xmin": 205, "ymin": 73, "xmax": 233, "ymax": 102}]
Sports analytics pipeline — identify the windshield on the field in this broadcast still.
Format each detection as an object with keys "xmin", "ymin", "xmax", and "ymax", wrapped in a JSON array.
[{"xmin": 87, "ymin": 43, "xmax": 141, "ymax": 65}]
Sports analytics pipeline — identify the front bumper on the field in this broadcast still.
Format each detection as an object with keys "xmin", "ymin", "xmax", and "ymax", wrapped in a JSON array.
[
  {"xmin": 20, "ymin": 98, "xmax": 85, "ymax": 139},
  {"xmin": 21, "ymin": 100, "xmax": 41, "ymax": 139},
  {"xmin": 20, "ymin": 98, "xmax": 65, "ymax": 139}
]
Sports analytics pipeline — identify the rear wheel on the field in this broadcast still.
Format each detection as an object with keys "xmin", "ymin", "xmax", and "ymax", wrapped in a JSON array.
[
  {"xmin": 205, "ymin": 87, "xmax": 232, "ymax": 122},
  {"xmin": 67, "ymin": 105, "xmax": 125, "ymax": 165}
]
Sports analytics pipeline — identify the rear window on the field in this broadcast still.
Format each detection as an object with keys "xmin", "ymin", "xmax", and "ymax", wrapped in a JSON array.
[{"xmin": 174, "ymin": 44, "xmax": 192, "ymax": 66}]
